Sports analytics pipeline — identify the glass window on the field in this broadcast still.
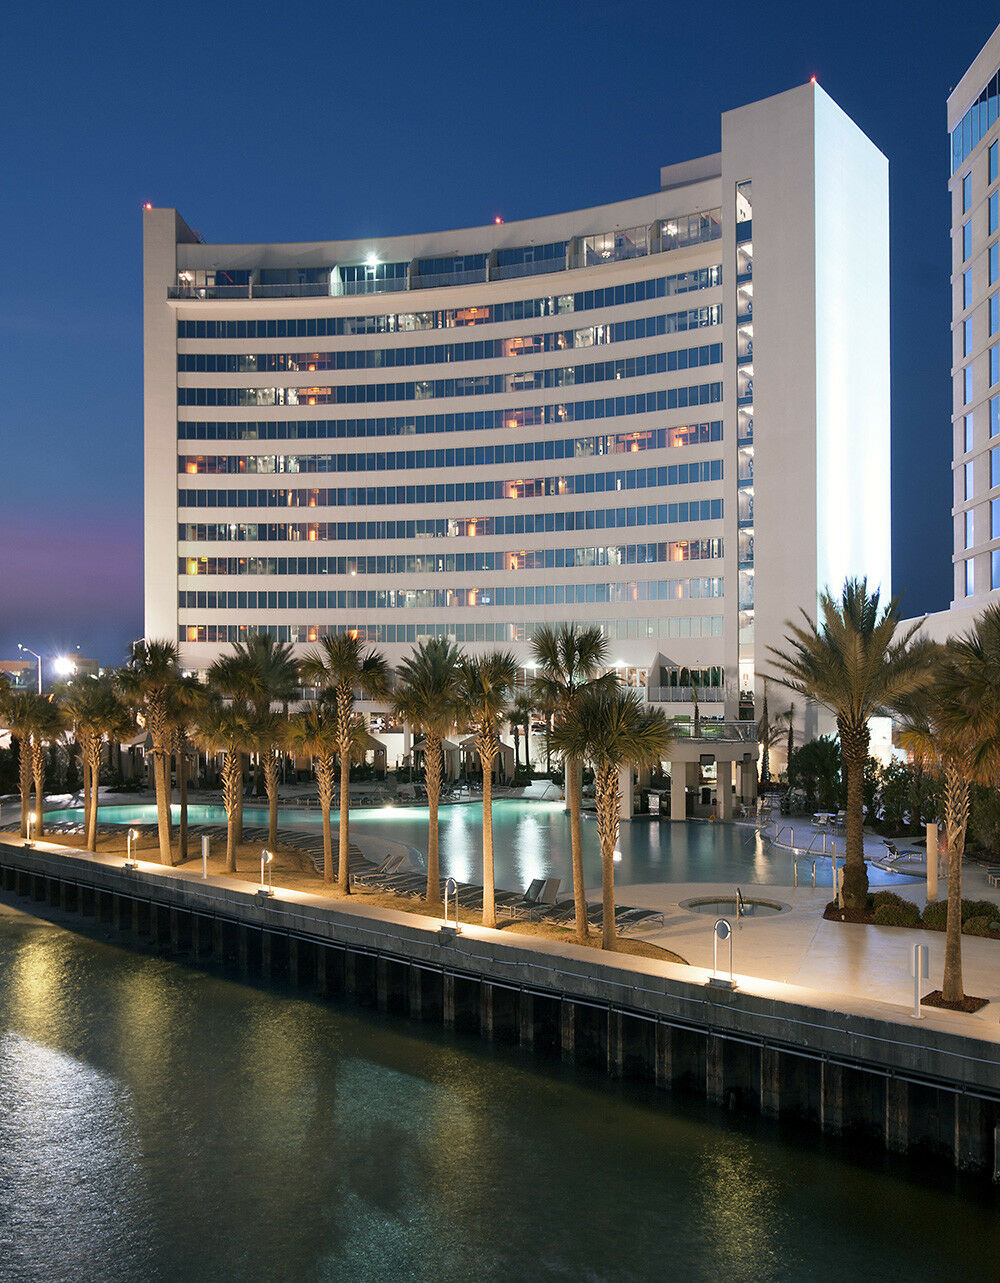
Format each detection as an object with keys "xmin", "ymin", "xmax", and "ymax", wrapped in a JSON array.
[
  {"xmin": 966, "ymin": 269, "xmax": 974, "ymax": 306},
  {"xmin": 966, "ymin": 460, "xmax": 975, "ymax": 499},
  {"xmin": 965, "ymin": 316, "xmax": 974, "ymax": 355},
  {"xmin": 967, "ymin": 558, "xmax": 975, "ymax": 597},
  {"xmin": 964, "ymin": 172, "xmax": 973, "ymax": 211},
  {"xmin": 966, "ymin": 413, "xmax": 975, "ymax": 452},
  {"xmin": 992, "ymin": 243, "xmax": 999, "ymax": 285},
  {"xmin": 992, "ymin": 496, "xmax": 1000, "ymax": 537},
  {"xmin": 964, "ymin": 221, "xmax": 973, "ymax": 260},
  {"xmin": 965, "ymin": 365, "xmax": 975, "ymax": 403},
  {"xmin": 992, "ymin": 140, "xmax": 999, "ymax": 184},
  {"xmin": 992, "ymin": 294, "xmax": 999, "ymax": 336},
  {"xmin": 993, "ymin": 446, "xmax": 1000, "ymax": 488},
  {"xmin": 993, "ymin": 346, "xmax": 1000, "ymax": 388},
  {"xmin": 967, "ymin": 508, "xmax": 976, "ymax": 548},
  {"xmin": 991, "ymin": 191, "xmax": 999, "ymax": 235},
  {"xmin": 993, "ymin": 396, "xmax": 1000, "ymax": 437},
  {"xmin": 993, "ymin": 549, "xmax": 1000, "ymax": 591}
]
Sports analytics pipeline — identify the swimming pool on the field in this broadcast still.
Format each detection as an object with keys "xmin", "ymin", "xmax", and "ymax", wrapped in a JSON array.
[{"xmin": 45, "ymin": 800, "xmax": 912, "ymax": 892}]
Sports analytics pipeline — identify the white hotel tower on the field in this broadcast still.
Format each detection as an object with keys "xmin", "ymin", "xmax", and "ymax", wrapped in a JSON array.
[{"xmin": 144, "ymin": 81, "xmax": 889, "ymax": 806}]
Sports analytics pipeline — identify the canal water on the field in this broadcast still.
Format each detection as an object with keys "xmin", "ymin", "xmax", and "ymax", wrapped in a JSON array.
[{"xmin": 0, "ymin": 900, "xmax": 996, "ymax": 1283}]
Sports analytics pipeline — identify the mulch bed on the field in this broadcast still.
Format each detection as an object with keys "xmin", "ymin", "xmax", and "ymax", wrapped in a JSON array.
[{"xmin": 921, "ymin": 990, "xmax": 989, "ymax": 1013}]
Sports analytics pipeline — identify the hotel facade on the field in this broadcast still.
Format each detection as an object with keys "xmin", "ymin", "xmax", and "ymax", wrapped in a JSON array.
[{"xmin": 144, "ymin": 81, "xmax": 889, "ymax": 754}]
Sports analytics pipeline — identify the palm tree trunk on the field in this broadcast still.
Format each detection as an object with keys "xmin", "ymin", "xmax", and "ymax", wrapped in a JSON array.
[
  {"xmin": 153, "ymin": 748, "xmax": 172, "ymax": 865},
  {"xmin": 567, "ymin": 753, "xmax": 588, "ymax": 943},
  {"xmin": 524, "ymin": 718, "xmax": 532, "ymax": 771},
  {"xmin": 83, "ymin": 744, "xmax": 92, "ymax": 826},
  {"xmin": 223, "ymin": 752, "xmax": 239, "ymax": 873},
  {"xmin": 338, "ymin": 739, "xmax": 351, "ymax": 894},
  {"xmin": 318, "ymin": 755, "xmax": 334, "ymax": 882},
  {"xmin": 596, "ymin": 763, "xmax": 619, "ymax": 950},
  {"xmin": 265, "ymin": 754, "xmax": 279, "ymax": 851},
  {"xmin": 17, "ymin": 738, "xmax": 30, "ymax": 838},
  {"xmin": 31, "ymin": 739, "xmax": 45, "ymax": 838},
  {"xmin": 85, "ymin": 738, "xmax": 102, "ymax": 851},
  {"xmin": 178, "ymin": 741, "xmax": 189, "ymax": 863},
  {"xmin": 942, "ymin": 761, "xmax": 969, "ymax": 1004},
  {"xmin": 837, "ymin": 718, "xmax": 869, "ymax": 911},
  {"xmin": 481, "ymin": 754, "xmax": 495, "ymax": 927},
  {"xmin": 233, "ymin": 754, "xmax": 244, "ymax": 845},
  {"xmin": 425, "ymin": 736, "xmax": 443, "ymax": 909},
  {"xmin": 512, "ymin": 725, "xmax": 520, "ymax": 772}
]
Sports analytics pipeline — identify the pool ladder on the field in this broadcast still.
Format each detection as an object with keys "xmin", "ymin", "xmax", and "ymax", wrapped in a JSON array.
[{"xmin": 735, "ymin": 887, "xmax": 746, "ymax": 918}]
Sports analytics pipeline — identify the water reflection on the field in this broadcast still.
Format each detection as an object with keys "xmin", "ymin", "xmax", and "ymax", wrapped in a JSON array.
[{"xmin": 0, "ymin": 904, "xmax": 998, "ymax": 1282}]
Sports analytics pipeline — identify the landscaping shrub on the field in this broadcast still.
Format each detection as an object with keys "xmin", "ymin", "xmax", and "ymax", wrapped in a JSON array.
[
  {"xmin": 962, "ymin": 915, "xmax": 1000, "ymax": 937},
  {"xmin": 872, "ymin": 901, "xmax": 921, "ymax": 928},
  {"xmin": 961, "ymin": 898, "xmax": 1000, "ymax": 923},
  {"xmin": 921, "ymin": 900, "xmax": 948, "ymax": 931},
  {"xmin": 869, "ymin": 890, "xmax": 908, "ymax": 910}
]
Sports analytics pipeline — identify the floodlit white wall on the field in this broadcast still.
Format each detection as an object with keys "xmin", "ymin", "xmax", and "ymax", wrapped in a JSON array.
[{"xmin": 814, "ymin": 89, "xmax": 891, "ymax": 604}]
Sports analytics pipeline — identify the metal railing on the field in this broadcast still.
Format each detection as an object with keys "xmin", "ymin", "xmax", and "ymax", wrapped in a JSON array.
[
  {"xmin": 671, "ymin": 719, "xmax": 757, "ymax": 742},
  {"xmin": 647, "ymin": 686, "xmax": 724, "ymax": 704}
]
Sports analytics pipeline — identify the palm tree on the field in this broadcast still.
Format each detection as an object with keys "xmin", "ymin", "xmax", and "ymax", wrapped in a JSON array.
[
  {"xmin": 194, "ymin": 697, "xmax": 251, "ymax": 873},
  {"xmin": 61, "ymin": 675, "xmax": 135, "ymax": 851},
  {"xmin": 531, "ymin": 624, "xmax": 617, "ymax": 943},
  {"xmin": 459, "ymin": 650, "xmax": 519, "ymax": 928},
  {"xmin": 285, "ymin": 700, "xmax": 369, "ymax": 884},
  {"xmin": 757, "ymin": 678, "xmax": 772, "ymax": 788},
  {"xmin": 299, "ymin": 633, "xmax": 390, "ymax": 893},
  {"xmin": 899, "ymin": 609, "xmax": 1000, "ymax": 1005},
  {"xmin": 510, "ymin": 690, "xmax": 534, "ymax": 774},
  {"xmin": 0, "ymin": 690, "xmax": 61, "ymax": 838},
  {"xmin": 117, "ymin": 640, "xmax": 180, "ymax": 865},
  {"xmin": 768, "ymin": 578, "xmax": 932, "ymax": 911},
  {"xmin": 394, "ymin": 639, "xmax": 464, "ymax": 909},
  {"xmin": 28, "ymin": 695, "xmax": 66, "ymax": 839},
  {"xmin": 167, "ymin": 674, "xmax": 209, "ymax": 863},
  {"xmin": 0, "ymin": 686, "xmax": 29, "ymax": 837},
  {"xmin": 552, "ymin": 687, "xmax": 673, "ymax": 950},
  {"xmin": 212, "ymin": 632, "xmax": 300, "ymax": 805},
  {"xmin": 244, "ymin": 705, "xmax": 288, "ymax": 853}
]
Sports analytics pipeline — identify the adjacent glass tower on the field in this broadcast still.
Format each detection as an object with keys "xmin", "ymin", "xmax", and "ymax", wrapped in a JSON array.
[
  {"xmin": 144, "ymin": 81, "xmax": 890, "ymax": 724},
  {"xmin": 950, "ymin": 20, "xmax": 1000, "ymax": 609}
]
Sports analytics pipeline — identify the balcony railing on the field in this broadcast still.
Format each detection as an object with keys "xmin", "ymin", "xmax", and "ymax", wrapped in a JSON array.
[
  {"xmin": 672, "ymin": 718, "xmax": 757, "ymax": 742},
  {"xmin": 648, "ymin": 686, "xmax": 724, "ymax": 703},
  {"xmin": 169, "ymin": 207, "xmax": 724, "ymax": 300}
]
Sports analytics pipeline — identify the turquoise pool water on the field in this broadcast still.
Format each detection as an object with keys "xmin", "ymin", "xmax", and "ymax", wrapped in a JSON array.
[{"xmin": 46, "ymin": 801, "xmax": 910, "ymax": 892}]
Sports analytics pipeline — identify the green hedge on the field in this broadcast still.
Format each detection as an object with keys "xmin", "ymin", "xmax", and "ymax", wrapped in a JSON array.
[{"xmin": 872, "ymin": 901, "xmax": 922, "ymax": 928}]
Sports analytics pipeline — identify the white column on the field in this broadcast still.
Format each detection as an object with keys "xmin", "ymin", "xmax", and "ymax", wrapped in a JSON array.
[
  {"xmin": 717, "ymin": 761, "xmax": 733, "ymax": 820},
  {"xmin": 670, "ymin": 760, "xmax": 686, "ymax": 820},
  {"xmin": 619, "ymin": 766, "xmax": 634, "ymax": 821}
]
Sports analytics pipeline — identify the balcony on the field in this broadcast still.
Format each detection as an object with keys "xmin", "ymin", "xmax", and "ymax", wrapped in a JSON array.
[
  {"xmin": 672, "ymin": 718, "xmax": 757, "ymax": 742},
  {"xmin": 648, "ymin": 686, "xmax": 724, "ymax": 704}
]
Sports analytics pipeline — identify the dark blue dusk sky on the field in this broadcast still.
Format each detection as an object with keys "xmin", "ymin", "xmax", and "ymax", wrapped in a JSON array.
[{"xmin": 1, "ymin": 0, "xmax": 996, "ymax": 665}]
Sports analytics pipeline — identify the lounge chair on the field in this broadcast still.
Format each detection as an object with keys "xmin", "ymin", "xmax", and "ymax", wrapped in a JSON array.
[
  {"xmin": 497, "ymin": 878, "xmax": 546, "ymax": 919},
  {"xmin": 615, "ymin": 906, "xmax": 665, "ymax": 933},
  {"xmin": 352, "ymin": 853, "xmax": 406, "ymax": 886}
]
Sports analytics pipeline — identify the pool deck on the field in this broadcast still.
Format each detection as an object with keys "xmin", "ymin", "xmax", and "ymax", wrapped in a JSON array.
[{"xmin": 6, "ymin": 797, "xmax": 998, "ymax": 1041}]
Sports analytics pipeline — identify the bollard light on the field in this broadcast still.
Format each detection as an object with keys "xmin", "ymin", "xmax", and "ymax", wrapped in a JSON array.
[
  {"xmin": 709, "ymin": 917, "xmax": 735, "ymax": 989},
  {"xmin": 442, "ymin": 876, "xmax": 460, "ymax": 936},
  {"xmin": 260, "ymin": 849, "xmax": 274, "ymax": 896},
  {"xmin": 124, "ymin": 828, "xmax": 139, "ymax": 871},
  {"xmin": 26, "ymin": 814, "xmax": 36, "ymax": 847}
]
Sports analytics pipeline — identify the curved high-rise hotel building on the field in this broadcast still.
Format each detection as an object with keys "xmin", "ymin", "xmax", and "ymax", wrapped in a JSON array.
[{"xmin": 144, "ymin": 81, "xmax": 889, "ymax": 767}]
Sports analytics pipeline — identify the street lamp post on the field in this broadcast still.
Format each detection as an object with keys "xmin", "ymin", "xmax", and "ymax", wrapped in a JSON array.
[
  {"xmin": 17, "ymin": 644, "xmax": 42, "ymax": 694},
  {"xmin": 260, "ymin": 848, "xmax": 274, "ymax": 896},
  {"xmin": 125, "ymin": 828, "xmax": 139, "ymax": 871}
]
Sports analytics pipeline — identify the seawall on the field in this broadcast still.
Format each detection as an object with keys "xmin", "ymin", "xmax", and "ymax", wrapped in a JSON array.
[{"xmin": 2, "ymin": 838, "xmax": 999, "ymax": 1178}]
